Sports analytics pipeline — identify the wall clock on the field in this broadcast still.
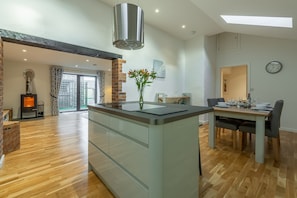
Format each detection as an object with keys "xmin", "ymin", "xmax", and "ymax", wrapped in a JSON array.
[{"xmin": 265, "ymin": 61, "xmax": 283, "ymax": 74}]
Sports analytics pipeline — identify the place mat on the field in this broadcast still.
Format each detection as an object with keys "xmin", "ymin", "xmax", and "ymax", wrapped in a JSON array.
[{"xmin": 139, "ymin": 107, "xmax": 187, "ymax": 115}]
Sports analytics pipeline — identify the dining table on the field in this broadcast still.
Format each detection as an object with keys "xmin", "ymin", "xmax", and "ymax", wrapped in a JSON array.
[{"xmin": 208, "ymin": 105, "xmax": 272, "ymax": 164}]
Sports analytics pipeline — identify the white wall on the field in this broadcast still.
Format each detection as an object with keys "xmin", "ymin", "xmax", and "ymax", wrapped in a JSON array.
[
  {"xmin": 184, "ymin": 35, "xmax": 217, "ymax": 105},
  {"xmin": 183, "ymin": 35, "xmax": 217, "ymax": 123},
  {"xmin": 217, "ymin": 32, "xmax": 297, "ymax": 132},
  {"xmin": 122, "ymin": 25, "xmax": 185, "ymax": 102},
  {"xmin": 184, "ymin": 36, "xmax": 205, "ymax": 106},
  {"xmin": 0, "ymin": 0, "xmax": 185, "ymax": 104},
  {"xmin": 3, "ymin": 60, "xmax": 112, "ymax": 119},
  {"xmin": 3, "ymin": 60, "xmax": 51, "ymax": 118},
  {"xmin": 0, "ymin": 0, "xmax": 115, "ymax": 53},
  {"xmin": 203, "ymin": 35, "xmax": 217, "ymax": 104}
]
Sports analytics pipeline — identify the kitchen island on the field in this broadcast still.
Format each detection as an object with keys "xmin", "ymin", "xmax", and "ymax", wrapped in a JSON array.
[{"xmin": 88, "ymin": 102, "xmax": 212, "ymax": 198}]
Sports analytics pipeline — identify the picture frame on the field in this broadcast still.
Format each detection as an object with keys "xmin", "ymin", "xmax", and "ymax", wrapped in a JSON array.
[{"xmin": 153, "ymin": 59, "xmax": 165, "ymax": 78}]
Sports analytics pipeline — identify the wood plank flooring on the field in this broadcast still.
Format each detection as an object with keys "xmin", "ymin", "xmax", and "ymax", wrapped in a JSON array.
[
  {"xmin": 0, "ymin": 112, "xmax": 296, "ymax": 197},
  {"xmin": 0, "ymin": 112, "xmax": 114, "ymax": 198},
  {"xmin": 199, "ymin": 125, "xmax": 297, "ymax": 198}
]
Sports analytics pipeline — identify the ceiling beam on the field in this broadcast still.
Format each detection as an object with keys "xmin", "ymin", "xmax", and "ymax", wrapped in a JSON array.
[{"xmin": 0, "ymin": 29, "xmax": 122, "ymax": 60}]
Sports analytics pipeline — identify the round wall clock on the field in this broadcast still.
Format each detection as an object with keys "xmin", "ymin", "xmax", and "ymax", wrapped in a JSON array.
[{"xmin": 265, "ymin": 61, "xmax": 283, "ymax": 74}]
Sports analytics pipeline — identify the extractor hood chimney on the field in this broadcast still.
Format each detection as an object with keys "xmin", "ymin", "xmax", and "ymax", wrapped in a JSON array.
[{"xmin": 113, "ymin": 3, "xmax": 144, "ymax": 50}]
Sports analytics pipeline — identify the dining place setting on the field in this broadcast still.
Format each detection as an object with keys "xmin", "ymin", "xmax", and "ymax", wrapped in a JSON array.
[
  {"xmin": 207, "ymin": 97, "xmax": 284, "ymax": 164},
  {"xmin": 216, "ymin": 98, "xmax": 273, "ymax": 111}
]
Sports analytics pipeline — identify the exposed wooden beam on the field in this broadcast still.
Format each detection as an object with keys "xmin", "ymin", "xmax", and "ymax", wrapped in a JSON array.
[{"xmin": 0, "ymin": 29, "xmax": 122, "ymax": 60}]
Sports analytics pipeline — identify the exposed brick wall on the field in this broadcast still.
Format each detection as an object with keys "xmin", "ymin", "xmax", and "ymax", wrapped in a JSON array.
[
  {"xmin": 0, "ymin": 37, "xmax": 3, "ymax": 157},
  {"xmin": 112, "ymin": 59, "xmax": 126, "ymax": 103},
  {"xmin": 3, "ymin": 121, "xmax": 20, "ymax": 154}
]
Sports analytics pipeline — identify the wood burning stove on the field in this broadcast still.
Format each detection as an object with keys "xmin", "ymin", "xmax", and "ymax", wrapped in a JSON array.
[{"xmin": 21, "ymin": 94, "xmax": 38, "ymax": 119}]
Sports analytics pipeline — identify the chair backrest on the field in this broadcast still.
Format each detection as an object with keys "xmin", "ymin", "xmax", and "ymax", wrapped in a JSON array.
[
  {"xmin": 269, "ymin": 100, "xmax": 284, "ymax": 137},
  {"xmin": 217, "ymin": 98, "xmax": 225, "ymax": 102},
  {"xmin": 207, "ymin": 98, "xmax": 219, "ymax": 107}
]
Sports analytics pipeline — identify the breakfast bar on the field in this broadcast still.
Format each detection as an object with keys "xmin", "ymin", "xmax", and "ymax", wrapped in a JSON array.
[{"xmin": 88, "ymin": 102, "xmax": 212, "ymax": 198}]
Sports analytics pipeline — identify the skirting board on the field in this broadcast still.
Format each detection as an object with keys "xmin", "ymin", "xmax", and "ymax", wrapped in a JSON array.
[{"xmin": 0, "ymin": 154, "xmax": 5, "ymax": 169}]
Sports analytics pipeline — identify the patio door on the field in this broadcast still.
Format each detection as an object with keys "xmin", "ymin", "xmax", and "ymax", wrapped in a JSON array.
[{"xmin": 59, "ymin": 74, "xmax": 97, "ymax": 112}]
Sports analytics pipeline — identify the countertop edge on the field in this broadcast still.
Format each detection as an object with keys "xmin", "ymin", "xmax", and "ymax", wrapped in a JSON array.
[{"xmin": 88, "ymin": 102, "xmax": 213, "ymax": 125}]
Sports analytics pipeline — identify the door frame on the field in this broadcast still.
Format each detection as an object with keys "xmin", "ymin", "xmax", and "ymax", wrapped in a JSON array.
[
  {"xmin": 218, "ymin": 64, "xmax": 250, "ymax": 100},
  {"xmin": 59, "ymin": 73, "xmax": 97, "ymax": 112}
]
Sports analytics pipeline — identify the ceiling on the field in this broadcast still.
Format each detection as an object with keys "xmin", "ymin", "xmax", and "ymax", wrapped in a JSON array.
[
  {"xmin": 4, "ymin": 0, "xmax": 297, "ymax": 70},
  {"xmin": 102, "ymin": 0, "xmax": 297, "ymax": 41},
  {"xmin": 3, "ymin": 42, "xmax": 112, "ymax": 71}
]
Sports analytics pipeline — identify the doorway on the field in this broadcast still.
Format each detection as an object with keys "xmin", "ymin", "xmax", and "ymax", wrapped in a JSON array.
[
  {"xmin": 58, "ymin": 74, "xmax": 97, "ymax": 112},
  {"xmin": 220, "ymin": 65, "xmax": 248, "ymax": 100}
]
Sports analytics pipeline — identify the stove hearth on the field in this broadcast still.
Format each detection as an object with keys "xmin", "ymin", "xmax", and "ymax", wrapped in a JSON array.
[{"xmin": 20, "ymin": 94, "xmax": 37, "ymax": 119}]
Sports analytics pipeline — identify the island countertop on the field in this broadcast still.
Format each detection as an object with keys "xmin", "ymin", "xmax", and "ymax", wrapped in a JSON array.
[
  {"xmin": 88, "ymin": 101, "xmax": 213, "ymax": 125},
  {"xmin": 88, "ymin": 101, "xmax": 212, "ymax": 197}
]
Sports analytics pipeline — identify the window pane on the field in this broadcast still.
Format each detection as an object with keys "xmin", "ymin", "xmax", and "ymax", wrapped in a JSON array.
[
  {"xmin": 59, "ymin": 74, "xmax": 97, "ymax": 112},
  {"xmin": 80, "ymin": 76, "xmax": 96, "ymax": 110},
  {"xmin": 59, "ymin": 74, "xmax": 77, "ymax": 112}
]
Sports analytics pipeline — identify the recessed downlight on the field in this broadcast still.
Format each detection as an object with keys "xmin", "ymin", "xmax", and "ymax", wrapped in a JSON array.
[
  {"xmin": 24, "ymin": 58, "xmax": 28, "ymax": 61},
  {"xmin": 155, "ymin": 9, "xmax": 159, "ymax": 13},
  {"xmin": 181, "ymin": 25, "xmax": 186, "ymax": 29},
  {"xmin": 22, "ymin": 49, "xmax": 27, "ymax": 53}
]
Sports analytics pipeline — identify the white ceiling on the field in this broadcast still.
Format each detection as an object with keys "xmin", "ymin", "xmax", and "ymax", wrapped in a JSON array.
[
  {"xmin": 4, "ymin": 0, "xmax": 297, "ymax": 70},
  {"xmin": 102, "ymin": 0, "xmax": 297, "ymax": 41},
  {"xmin": 3, "ymin": 42, "xmax": 112, "ymax": 71}
]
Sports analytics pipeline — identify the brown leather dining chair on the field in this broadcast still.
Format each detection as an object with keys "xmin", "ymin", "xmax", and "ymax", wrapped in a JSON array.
[{"xmin": 239, "ymin": 100, "xmax": 284, "ymax": 162}]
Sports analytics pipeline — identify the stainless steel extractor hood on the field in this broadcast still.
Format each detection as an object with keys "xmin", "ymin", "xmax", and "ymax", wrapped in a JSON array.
[{"xmin": 113, "ymin": 3, "xmax": 144, "ymax": 50}]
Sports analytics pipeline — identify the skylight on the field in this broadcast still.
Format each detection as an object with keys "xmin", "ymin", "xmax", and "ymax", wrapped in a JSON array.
[{"xmin": 221, "ymin": 15, "xmax": 293, "ymax": 28}]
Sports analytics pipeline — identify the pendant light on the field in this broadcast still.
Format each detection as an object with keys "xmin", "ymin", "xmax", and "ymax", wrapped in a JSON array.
[{"xmin": 113, "ymin": 3, "xmax": 144, "ymax": 50}]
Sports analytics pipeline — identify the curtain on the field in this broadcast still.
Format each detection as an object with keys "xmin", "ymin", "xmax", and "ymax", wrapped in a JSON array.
[
  {"xmin": 50, "ymin": 66, "xmax": 64, "ymax": 116},
  {"xmin": 97, "ymin": 70, "xmax": 105, "ymax": 104}
]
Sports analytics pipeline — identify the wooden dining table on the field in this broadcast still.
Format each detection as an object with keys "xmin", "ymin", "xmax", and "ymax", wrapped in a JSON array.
[{"xmin": 208, "ymin": 106, "xmax": 272, "ymax": 164}]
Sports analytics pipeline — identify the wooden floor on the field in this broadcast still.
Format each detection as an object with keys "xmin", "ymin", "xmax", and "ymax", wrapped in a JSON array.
[
  {"xmin": 0, "ymin": 112, "xmax": 296, "ymax": 197},
  {"xmin": 0, "ymin": 112, "xmax": 114, "ymax": 198},
  {"xmin": 199, "ymin": 125, "xmax": 297, "ymax": 198}
]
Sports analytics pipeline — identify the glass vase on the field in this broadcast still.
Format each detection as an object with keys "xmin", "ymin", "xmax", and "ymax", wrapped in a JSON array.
[{"xmin": 138, "ymin": 86, "xmax": 144, "ymax": 110}]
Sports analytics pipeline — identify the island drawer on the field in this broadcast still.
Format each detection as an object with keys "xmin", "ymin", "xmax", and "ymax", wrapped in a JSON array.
[
  {"xmin": 89, "ymin": 110, "xmax": 149, "ymax": 145},
  {"xmin": 89, "ymin": 143, "xmax": 148, "ymax": 198},
  {"xmin": 108, "ymin": 129, "xmax": 149, "ymax": 185},
  {"xmin": 89, "ymin": 120, "xmax": 149, "ymax": 185},
  {"xmin": 88, "ymin": 120, "xmax": 108, "ymax": 151}
]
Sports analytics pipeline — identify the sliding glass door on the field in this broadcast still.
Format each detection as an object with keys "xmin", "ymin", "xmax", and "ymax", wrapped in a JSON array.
[
  {"xmin": 79, "ymin": 76, "xmax": 97, "ymax": 110},
  {"xmin": 59, "ymin": 74, "xmax": 97, "ymax": 112}
]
